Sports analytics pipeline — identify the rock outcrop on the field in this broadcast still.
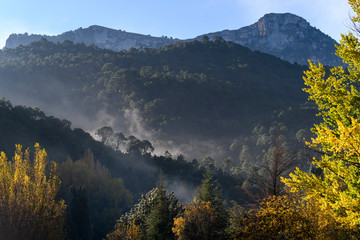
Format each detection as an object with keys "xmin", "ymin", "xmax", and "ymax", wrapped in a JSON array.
[
  {"xmin": 5, "ymin": 25, "xmax": 176, "ymax": 51},
  {"xmin": 197, "ymin": 13, "xmax": 342, "ymax": 66}
]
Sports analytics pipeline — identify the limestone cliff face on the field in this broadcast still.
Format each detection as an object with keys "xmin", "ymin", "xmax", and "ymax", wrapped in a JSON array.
[
  {"xmin": 5, "ymin": 25, "xmax": 176, "ymax": 51},
  {"xmin": 5, "ymin": 13, "xmax": 343, "ymax": 66},
  {"xmin": 197, "ymin": 13, "xmax": 342, "ymax": 66}
]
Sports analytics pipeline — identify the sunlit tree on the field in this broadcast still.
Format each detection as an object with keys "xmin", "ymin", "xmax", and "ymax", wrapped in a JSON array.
[
  {"xmin": 0, "ymin": 143, "xmax": 66, "ymax": 240},
  {"xmin": 227, "ymin": 194, "xmax": 346, "ymax": 240},
  {"xmin": 106, "ymin": 221, "xmax": 142, "ymax": 240},
  {"xmin": 172, "ymin": 199, "xmax": 218, "ymax": 240},
  {"xmin": 283, "ymin": 0, "xmax": 360, "ymax": 233}
]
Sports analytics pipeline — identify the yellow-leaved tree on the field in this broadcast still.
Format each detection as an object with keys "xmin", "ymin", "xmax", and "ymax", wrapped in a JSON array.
[
  {"xmin": 283, "ymin": 0, "xmax": 360, "ymax": 233},
  {"xmin": 172, "ymin": 198, "xmax": 218, "ymax": 240},
  {"xmin": 0, "ymin": 143, "xmax": 66, "ymax": 240},
  {"xmin": 226, "ymin": 194, "xmax": 347, "ymax": 240},
  {"xmin": 106, "ymin": 221, "xmax": 142, "ymax": 240}
]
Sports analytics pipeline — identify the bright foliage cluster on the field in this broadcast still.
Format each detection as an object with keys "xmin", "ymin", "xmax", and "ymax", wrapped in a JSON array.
[
  {"xmin": 0, "ymin": 143, "xmax": 66, "ymax": 240},
  {"xmin": 172, "ymin": 198, "xmax": 218, "ymax": 240},
  {"xmin": 282, "ymin": 0, "xmax": 360, "ymax": 233},
  {"xmin": 106, "ymin": 221, "xmax": 142, "ymax": 240},
  {"xmin": 227, "ymin": 194, "xmax": 349, "ymax": 240}
]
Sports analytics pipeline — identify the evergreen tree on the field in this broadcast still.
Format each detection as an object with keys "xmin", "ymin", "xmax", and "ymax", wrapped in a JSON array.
[
  {"xmin": 109, "ymin": 178, "xmax": 182, "ymax": 240},
  {"xmin": 197, "ymin": 169, "xmax": 229, "ymax": 239},
  {"xmin": 67, "ymin": 186, "xmax": 92, "ymax": 240},
  {"xmin": 145, "ymin": 180, "xmax": 175, "ymax": 240}
]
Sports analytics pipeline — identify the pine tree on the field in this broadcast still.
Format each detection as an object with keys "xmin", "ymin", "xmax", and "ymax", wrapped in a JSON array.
[
  {"xmin": 197, "ymin": 169, "xmax": 228, "ymax": 239},
  {"xmin": 145, "ymin": 182, "xmax": 174, "ymax": 240},
  {"xmin": 108, "ymin": 176, "xmax": 182, "ymax": 240},
  {"xmin": 68, "ymin": 186, "xmax": 92, "ymax": 240}
]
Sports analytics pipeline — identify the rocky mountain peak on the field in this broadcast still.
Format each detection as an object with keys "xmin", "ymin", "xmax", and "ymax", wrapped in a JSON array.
[
  {"xmin": 198, "ymin": 13, "xmax": 342, "ymax": 66},
  {"xmin": 253, "ymin": 13, "xmax": 312, "ymax": 39},
  {"xmin": 260, "ymin": 13, "xmax": 311, "ymax": 32}
]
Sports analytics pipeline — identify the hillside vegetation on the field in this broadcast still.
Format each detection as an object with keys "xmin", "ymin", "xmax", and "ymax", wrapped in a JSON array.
[{"xmin": 0, "ymin": 37, "xmax": 315, "ymax": 160}]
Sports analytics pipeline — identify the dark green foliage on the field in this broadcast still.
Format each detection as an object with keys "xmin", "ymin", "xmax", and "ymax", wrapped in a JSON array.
[
  {"xmin": 0, "ymin": 38, "xmax": 309, "ymax": 142},
  {"xmin": 0, "ymin": 37, "xmax": 322, "ymax": 238},
  {"xmin": 0, "ymin": 39, "xmax": 320, "ymax": 195},
  {"xmin": 126, "ymin": 136, "xmax": 154, "ymax": 155},
  {"xmin": 145, "ymin": 181, "xmax": 177, "ymax": 240},
  {"xmin": 0, "ymin": 39, "xmax": 318, "ymax": 196},
  {"xmin": 67, "ymin": 186, "xmax": 92, "ymax": 240},
  {"xmin": 95, "ymin": 126, "xmax": 115, "ymax": 144},
  {"xmin": 58, "ymin": 150, "xmax": 134, "ymax": 240},
  {"xmin": 115, "ymin": 185, "xmax": 182, "ymax": 239},
  {"xmin": 0, "ymin": 98, "xmax": 246, "ymax": 203},
  {"xmin": 198, "ymin": 169, "xmax": 229, "ymax": 239}
]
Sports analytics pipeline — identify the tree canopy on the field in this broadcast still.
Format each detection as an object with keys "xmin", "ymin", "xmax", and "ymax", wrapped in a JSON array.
[
  {"xmin": 283, "ymin": 0, "xmax": 360, "ymax": 233},
  {"xmin": 0, "ymin": 143, "xmax": 66, "ymax": 240}
]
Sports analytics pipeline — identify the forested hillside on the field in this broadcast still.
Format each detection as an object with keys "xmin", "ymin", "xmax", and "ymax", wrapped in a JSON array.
[
  {"xmin": 0, "ymin": 99, "xmax": 250, "ymax": 239},
  {"xmin": 0, "ymin": 37, "xmax": 316, "ymax": 162},
  {"xmin": 2, "ymin": 0, "xmax": 360, "ymax": 238}
]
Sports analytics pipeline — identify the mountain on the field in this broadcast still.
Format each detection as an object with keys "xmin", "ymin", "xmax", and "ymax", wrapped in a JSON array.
[
  {"xmin": 5, "ymin": 13, "xmax": 341, "ymax": 66},
  {"xmin": 5, "ymin": 25, "xmax": 176, "ymax": 51},
  {"xmin": 196, "ymin": 13, "xmax": 342, "ymax": 66}
]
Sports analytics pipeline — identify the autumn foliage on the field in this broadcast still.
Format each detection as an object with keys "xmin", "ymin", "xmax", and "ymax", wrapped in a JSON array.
[
  {"xmin": 280, "ymin": 1, "xmax": 360, "ymax": 235},
  {"xmin": 172, "ymin": 198, "xmax": 218, "ymax": 240},
  {"xmin": 0, "ymin": 143, "xmax": 66, "ymax": 240},
  {"xmin": 106, "ymin": 221, "xmax": 142, "ymax": 240},
  {"xmin": 227, "ymin": 194, "xmax": 349, "ymax": 240}
]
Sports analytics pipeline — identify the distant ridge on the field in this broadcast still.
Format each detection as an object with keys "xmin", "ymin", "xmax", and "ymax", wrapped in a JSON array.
[
  {"xmin": 5, "ymin": 25, "xmax": 176, "ymax": 51},
  {"xmin": 5, "ymin": 13, "xmax": 342, "ymax": 66}
]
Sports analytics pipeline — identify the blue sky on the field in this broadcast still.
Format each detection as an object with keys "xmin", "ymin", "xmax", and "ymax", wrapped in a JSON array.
[{"xmin": 0, "ymin": 0, "xmax": 354, "ymax": 48}]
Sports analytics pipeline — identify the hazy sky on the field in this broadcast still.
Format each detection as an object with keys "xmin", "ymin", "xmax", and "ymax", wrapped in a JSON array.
[{"xmin": 0, "ymin": 0, "xmax": 354, "ymax": 48}]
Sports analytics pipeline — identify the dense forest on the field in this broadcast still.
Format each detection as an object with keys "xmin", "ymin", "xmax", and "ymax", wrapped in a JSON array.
[
  {"xmin": 0, "ymin": 35, "xmax": 316, "ymax": 162},
  {"xmin": 0, "ymin": 26, "xmax": 318, "ymax": 240},
  {"xmin": 0, "ymin": 99, "xmax": 251, "ymax": 239},
  {"xmin": 3, "ymin": 0, "xmax": 360, "ymax": 239}
]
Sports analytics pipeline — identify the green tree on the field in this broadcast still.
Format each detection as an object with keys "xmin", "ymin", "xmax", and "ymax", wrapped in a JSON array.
[
  {"xmin": 197, "ymin": 169, "xmax": 228, "ymax": 239},
  {"xmin": 110, "ymin": 183, "xmax": 181, "ymax": 239},
  {"xmin": 67, "ymin": 186, "xmax": 92, "ymax": 240},
  {"xmin": 200, "ymin": 156, "xmax": 215, "ymax": 167},
  {"xmin": 58, "ymin": 150, "xmax": 132, "ymax": 239},
  {"xmin": 95, "ymin": 126, "xmax": 114, "ymax": 144},
  {"xmin": 283, "ymin": 0, "xmax": 360, "ymax": 233},
  {"xmin": 126, "ymin": 136, "xmax": 154, "ymax": 155},
  {"xmin": 145, "ymin": 180, "xmax": 177, "ymax": 240},
  {"xmin": 222, "ymin": 158, "xmax": 233, "ymax": 173}
]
